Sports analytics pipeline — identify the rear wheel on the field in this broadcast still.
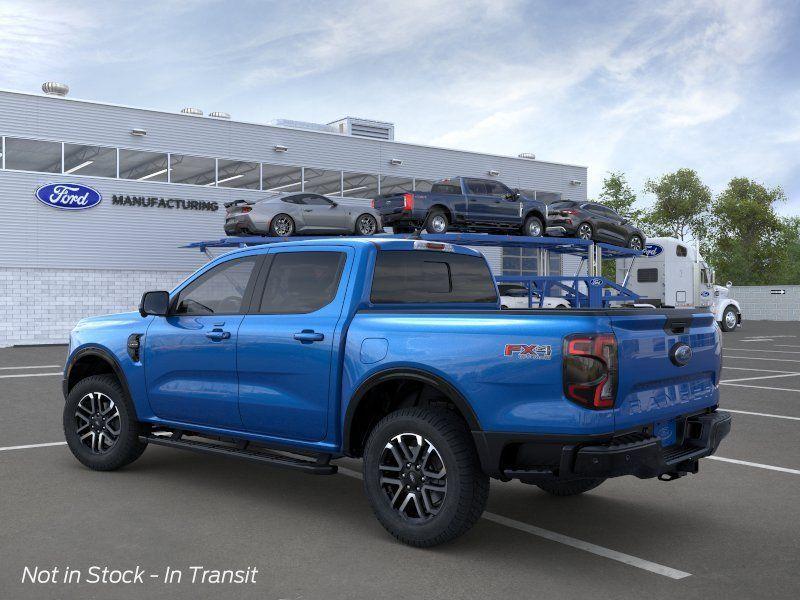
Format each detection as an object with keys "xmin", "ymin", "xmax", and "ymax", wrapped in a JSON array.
[
  {"xmin": 355, "ymin": 213, "xmax": 379, "ymax": 236},
  {"xmin": 628, "ymin": 235, "xmax": 644, "ymax": 251},
  {"xmin": 424, "ymin": 210, "xmax": 449, "ymax": 234},
  {"xmin": 362, "ymin": 408, "xmax": 489, "ymax": 547},
  {"xmin": 720, "ymin": 306, "xmax": 738, "ymax": 332},
  {"xmin": 522, "ymin": 215, "xmax": 544, "ymax": 237},
  {"xmin": 269, "ymin": 214, "xmax": 295, "ymax": 237},
  {"xmin": 63, "ymin": 375, "xmax": 147, "ymax": 471},
  {"xmin": 536, "ymin": 477, "xmax": 605, "ymax": 496},
  {"xmin": 577, "ymin": 222, "xmax": 593, "ymax": 240}
]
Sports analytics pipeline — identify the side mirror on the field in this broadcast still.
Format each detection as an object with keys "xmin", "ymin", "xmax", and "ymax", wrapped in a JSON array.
[
  {"xmin": 139, "ymin": 290, "xmax": 170, "ymax": 317},
  {"xmin": 330, "ymin": 201, "xmax": 338, "ymax": 208}
]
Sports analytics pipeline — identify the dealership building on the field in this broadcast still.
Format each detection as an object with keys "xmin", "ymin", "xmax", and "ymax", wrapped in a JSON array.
[{"xmin": 0, "ymin": 85, "xmax": 588, "ymax": 347}]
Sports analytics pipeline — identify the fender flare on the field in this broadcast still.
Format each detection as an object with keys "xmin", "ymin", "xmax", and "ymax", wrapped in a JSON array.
[
  {"xmin": 63, "ymin": 345, "xmax": 134, "ymax": 409},
  {"xmin": 714, "ymin": 300, "xmax": 741, "ymax": 322},
  {"xmin": 343, "ymin": 367, "xmax": 482, "ymax": 456}
]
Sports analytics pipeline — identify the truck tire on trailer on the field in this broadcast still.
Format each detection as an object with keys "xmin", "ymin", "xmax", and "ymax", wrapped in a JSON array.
[
  {"xmin": 720, "ymin": 306, "xmax": 739, "ymax": 332},
  {"xmin": 523, "ymin": 215, "xmax": 544, "ymax": 237},
  {"xmin": 362, "ymin": 407, "xmax": 489, "ymax": 547},
  {"xmin": 424, "ymin": 209, "xmax": 449, "ymax": 234}
]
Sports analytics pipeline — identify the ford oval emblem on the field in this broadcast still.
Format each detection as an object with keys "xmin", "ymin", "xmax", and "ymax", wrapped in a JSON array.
[
  {"xmin": 588, "ymin": 277, "xmax": 603, "ymax": 287},
  {"xmin": 700, "ymin": 290, "xmax": 710, "ymax": 297},
  {"xmin": 642, "ymin": 244, "xmax": 663, "ymax": 257},
  {"xmin": 35, "ymin": 183, "xmax": 102, "ymax": 210},
  {"xmin": 670, "ymin": 342, "xmax": 693, "ymax": 367}
]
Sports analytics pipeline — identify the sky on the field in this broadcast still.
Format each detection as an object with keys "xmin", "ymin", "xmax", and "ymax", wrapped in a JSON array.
[{"xmin": 1, "ymin": 0, "xmax": 799, "ymax": 214}]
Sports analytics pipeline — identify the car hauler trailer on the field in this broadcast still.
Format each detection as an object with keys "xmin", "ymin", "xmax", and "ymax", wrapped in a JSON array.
[{"xmin": 615, "ymin": 236, "xmax": 742, "ymax": 331}]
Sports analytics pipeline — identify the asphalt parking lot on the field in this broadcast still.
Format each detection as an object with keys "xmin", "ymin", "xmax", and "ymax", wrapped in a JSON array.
[{"xmin": 1, "ymin": 322, "xmax": 799, "ymax": 600}]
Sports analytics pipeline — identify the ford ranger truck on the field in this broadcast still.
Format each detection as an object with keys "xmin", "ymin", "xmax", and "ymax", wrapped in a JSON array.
[
  {"xmin": 372, "ymin": 177, "xmax": 549, "ymax": 237},
  {"xmin": 63, "ymin": 238, "xmax": 731, "ymax": 547}
]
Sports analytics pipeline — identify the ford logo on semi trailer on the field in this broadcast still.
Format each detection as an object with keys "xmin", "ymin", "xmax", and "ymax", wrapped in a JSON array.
[
  {"xmin": 35, "ymin": 183, "xmax": 102, "ymax": 210},
  {"xmin": 642, "ymin": 243, "xmax": 664, "ymax": 257}
]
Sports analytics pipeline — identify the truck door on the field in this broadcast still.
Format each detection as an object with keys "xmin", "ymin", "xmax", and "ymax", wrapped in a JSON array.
[
  {"xmin": 143, "ymin": 255, "xmax": 262, "ymax": 428},
  {"xmin": 464, "ymin": 179, "xmax": 495, "ymax": 225},
  {"xmin": 697, "ymin": 262, "xmax": 714, "ymax": 307},
  {"xmin": 236, "ymin": 247, "xmax": 352, "ymax": 441}
]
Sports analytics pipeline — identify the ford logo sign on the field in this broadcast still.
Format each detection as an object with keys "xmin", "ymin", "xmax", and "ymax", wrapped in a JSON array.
[
  {"xmin": 35, "ymin": 183, "xmax": 102, "ymax": 210},
  {"xmin": 642, "ymin": 244, "xmax": 663, "ymax": 257},
  {"xmin": 670, "ymin": 342, "xmax": 693, "ymax": 367},
  {"xmin": 700, "ymin": 290, "xmax": 710, "ymax": 297},
  {"xmin": 588, "ymin": 278, "xmax": 603, "ymax": 287}
]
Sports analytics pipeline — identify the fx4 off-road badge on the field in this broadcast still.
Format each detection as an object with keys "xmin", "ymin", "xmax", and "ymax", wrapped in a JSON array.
[{"xmin": 504, "ymin": 343, "xmax": 552, "ymax": 360}]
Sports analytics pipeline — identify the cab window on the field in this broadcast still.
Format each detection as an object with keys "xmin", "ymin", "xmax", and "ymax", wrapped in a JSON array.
[
  {"xmin": 676, "ymin": 245, "xmax": 688, "ymax": 257},
  {"xmin": 258, "ymin": 251, "xmax": 346, "ymax": 314},
  {"xmin": 174, "ymin": 257, "xmax": 259, "ymax": 315}
]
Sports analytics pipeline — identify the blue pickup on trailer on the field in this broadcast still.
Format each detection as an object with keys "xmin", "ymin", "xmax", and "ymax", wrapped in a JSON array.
[{"xmin": 62, "ymin": 234, "xmax": 731, "ymax": 547}]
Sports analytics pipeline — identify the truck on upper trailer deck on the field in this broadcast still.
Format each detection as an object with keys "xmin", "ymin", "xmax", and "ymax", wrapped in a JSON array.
[{"xmin": 62, "ymin": 235, "xmax": 731, "ymax": 547}]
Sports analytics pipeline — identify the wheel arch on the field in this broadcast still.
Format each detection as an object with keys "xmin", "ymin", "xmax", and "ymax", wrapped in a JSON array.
[
  {"xmin": 343, "ymin": 367, "xmax": 481, "ymax": 457},
  {"xmin": 426, "ymin": 204, "xmax": 453, "ymax": 223},
  {"xmin": 64, "ymin": 346, "xmax": 133, "ymax": 407},
  {"xmin": 523, "ymin": 209, "xmax": 546, "ymax": 224}
]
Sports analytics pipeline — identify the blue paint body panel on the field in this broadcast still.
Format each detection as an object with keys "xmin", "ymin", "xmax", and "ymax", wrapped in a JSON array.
[{"xmin": 65, "ymin": 237, "xmax": 722, "ymax": 461}]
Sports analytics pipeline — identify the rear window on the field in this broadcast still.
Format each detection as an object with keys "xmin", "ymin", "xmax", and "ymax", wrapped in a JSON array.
[
  {"xmin": 431, "ymin": 182, "xmax": 462, "ymax": 194},
  {"xmin": 637, "ymin": 268, "xmax": 659, "ymax": 283},
  {"xmin": 371, "ymin": 251, "xmax": 498, "ymax": 304}
]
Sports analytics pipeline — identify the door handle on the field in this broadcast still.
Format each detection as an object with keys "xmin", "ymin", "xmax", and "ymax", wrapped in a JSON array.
[
  {"xmin": 206, "ymin": 329, "xmax": 231, "ymax": 341},
  {"xmin": 293, "ymin": 330, "xmax": 324, "ymax": 343}
]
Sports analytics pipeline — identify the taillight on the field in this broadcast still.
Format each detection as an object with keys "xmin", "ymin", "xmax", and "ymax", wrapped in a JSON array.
[
  {"xmin": 402, "ymin": 193, "xmax": 414, "ymax": 211},
  {"xmin": 563, "ymin": 333, "xmax": 618, "ymax": 409},
  {"xmin": 241, "ymin": 206, "xmax": 252, "ymax": 213}
]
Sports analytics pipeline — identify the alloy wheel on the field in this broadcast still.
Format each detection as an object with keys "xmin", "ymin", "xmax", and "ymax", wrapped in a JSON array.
[
  {"xmin": 74, "ymin": 392, "xmax": 121, "ymax": 454},
  {"xmin": 273, "ymin": 216, "xmax": 293, "ymax": 236},
  {"xmin": 526, "ymin": 219, "xmax": 543, "ymax": 237},
  {"xmin": 725, "ymin": 310, "xmax": 737, "ymax": 330},
  {"xmin": 378, "ymin": 433, "xmax": 447, "ymax": 522},
  {"xmin": 430, "ymin": 215, "xmax": 447, "ymax": 233},
  {"xmin": 578, "ymin": 224, "xmax": 592, "ymax": 239},
  {"xmin": 358, "ymin": 215, "xmax": 377, "ymax": 235},
  {"xmin": 629, "ymin": 236, "xmax": 643, "ymax": 250}
]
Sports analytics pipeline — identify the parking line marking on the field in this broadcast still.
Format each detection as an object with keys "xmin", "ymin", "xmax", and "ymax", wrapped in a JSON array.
[
  {"xmin": 0, "ymin": 441, "xmax": 67, "ymax": 452},
  {"xmin": 336, "ymin": 466, "xmax": 691, "ymax": 579},
  {"xmin": 724, "ymin": 409, "xmax": 800, "ymax": 421},
  {"xmin": 720, "ymin": 382, "xmax": 800, "ymax": 393},
  {"xmin": 0, "ymin": 372, "xmax": 62, "ymax": 379},
  {"xmin": 721, "ymin": 373, "xmax": 800, "ymax": 383},
  {"xmin": 722, "ymin": 367, "xmax": 798, "ymax": 373},
  {"xmin": 726, "ymin": 348, "xmax": 800, "ymax": 354},
  {"xmin": 724, "ymin": 356, "xmax": 800, "ymax": 364},
  {"xmin": 774, "ymin": 344, "xmax": 800, "ymax": 349},
  {"xmin": 709, "ymin": 456, "xmax": 800, "ymax": 475},
  {"xmin": 0, "ymin": 365, "xmax": 62, "ymax": 370}
]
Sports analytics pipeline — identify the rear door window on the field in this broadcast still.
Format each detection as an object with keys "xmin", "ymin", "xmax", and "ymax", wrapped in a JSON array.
[
  {"xmin": 371, "ymin": 251, "xmax": 497, "ymax": 304},
  {"xmin": 258, "ymin": 251, "xmax": 346, "ymax": 314}
]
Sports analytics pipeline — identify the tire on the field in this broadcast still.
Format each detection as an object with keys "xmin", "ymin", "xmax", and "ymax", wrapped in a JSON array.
[
  {"xmin": 269, "ymin": 214, "xmax": 295, "ymax": 237},
  {"xmin": 628, "ymin": 235, "xmax": 644, "ymax": 251},
  {"xmin": 63, "ymin": 375, "xmax": 147, "ymax": 471},
  {"xmin": 536, "ymin": 477, "xmax": 605, "ymax": 496},
  {"xmin": 362, "ymin": 407, "xmax": 489, "ymax": 547},
  {"xmin": 720, "ymin": 306, "xmax": 738, "ymax": 332},
  {"xmin": 424, "ymin": 209, "xmax": 449, "ymax": 234},
  {"xmin": 576, "ymin": 222, "xmax": 593, "ymax": 240},
  {"xmin": 355, "ymin": 213, "xmax": 379, "ymax": 236},
  {"xmin": 522, "ymin": 215, "xmax": 544, "ymax": 237}
]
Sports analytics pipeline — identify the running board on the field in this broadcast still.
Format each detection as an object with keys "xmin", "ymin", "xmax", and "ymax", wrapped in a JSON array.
[{"xmin": 140, "ymin": 433, "xmax": 337, "ymax": 475}]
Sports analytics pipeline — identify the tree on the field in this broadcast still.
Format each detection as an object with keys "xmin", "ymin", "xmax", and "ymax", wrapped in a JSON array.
[
  {"xmin": 706, "ymin": 178, "xmax": 793, "ymax": 285},
  {"xmin": 597, "ymin": 171, "xmax": 642, "ymax": 224},
  {"xmin": 642, "ymin": 169, "xmax": 711, "ymax": 242}
]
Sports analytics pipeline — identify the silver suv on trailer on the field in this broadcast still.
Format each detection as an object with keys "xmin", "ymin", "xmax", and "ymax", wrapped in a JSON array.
[{"xmin": 224, "ymin": 192, "xmax": 383, "ymax": 237}]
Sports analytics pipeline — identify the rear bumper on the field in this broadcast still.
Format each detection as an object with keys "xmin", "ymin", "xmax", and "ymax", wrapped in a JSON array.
[
  {"xmin": 472, "ymin": 409, "xmax": 732, "ymax": 482},
  {"xmin": 224, "ymin": 214, "xmax": 267, "ymax": 236},
  {"xmin": 379, "ymin": 208, "xmax": 419, "ymax": 226}
]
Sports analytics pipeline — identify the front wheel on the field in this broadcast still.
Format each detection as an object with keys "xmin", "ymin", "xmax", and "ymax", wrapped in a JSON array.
[
  {"xmin": 522, "ymin": 215, "xmax": 544, "ymax": 237},
  {"xmin": 355, "ymin": 213, "xmax": 379, "ymax": 236},
  {"xmin": 576, "ymin": 222, "xmax": 593, "ymax": 240},
  {"xmin": 536, "ymin": 477, "xmax": 605, "ymax": 496},
  {"xmin": 362, "ymin": 408, "xmax": 489, "ymax": 547},
  {"xmin": 628, "ymin": 235, "xmax": 644, "ymax": 251},
  {"xmin": 424, "ymin": 210, "xmax": 449, "ymax": 234},
  {"xmin": 63, "ymin": 375, "xmax": 147, "ymax": 471},
  {"xmin": 720, "ymin": 306, "xmax": 739, "ymax": 332}
]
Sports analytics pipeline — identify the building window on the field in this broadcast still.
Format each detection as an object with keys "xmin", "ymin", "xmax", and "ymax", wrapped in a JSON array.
[
  {"xmin": 170, "ymin": 154, "xmax": 216, "ymax": 186},
  {"xmin": 342, "ymin": 172, "xmax": 379, "ymax": 198},
  {"xmin": 119, "ymin": 149, "xmax": 168, "ymax": 182},
  {"xmin": 262, "ymin": 164, "xmax": 302, "ymax": 193},
  {"xmin": 414, "ymin": 178, "xmax": 435, "ymax": 192},
  {"xmin": 4, "ymin": 138, "xmax": 61, "ymax": 173},
  {"xmin": 304, "ymin": 168, "xmax": 342, "ymax": 196},
  {"xmin": 379, "ymin": 175, "xmax": 413, "ymax": 195},
  {"xmin": 63, "ymin": 144, "xmax": 117, "ymax": 177},
  {"xmin": 217, "ymin": 159, "xmax": 260, "ymax": 189}
]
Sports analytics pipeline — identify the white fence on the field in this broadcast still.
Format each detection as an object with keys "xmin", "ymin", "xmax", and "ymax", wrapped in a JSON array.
[{"xmin": 730, "ymin": 286, "xmax": 800, "ymax": 322}]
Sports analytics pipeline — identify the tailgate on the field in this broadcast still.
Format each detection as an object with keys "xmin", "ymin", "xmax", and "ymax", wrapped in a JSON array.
[
  {"xmin": 372, "ymin": 192, "xmax": 428, "ymax": 212},
  {"xmin": 611, "ymin": 310, "xmax": 721, "ymax": 436}
]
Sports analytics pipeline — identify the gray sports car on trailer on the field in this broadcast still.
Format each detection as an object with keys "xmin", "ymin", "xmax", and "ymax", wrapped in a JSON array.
[{"xmin": 224, "ymin": 192, "xmax": 383, "ymax": 237}]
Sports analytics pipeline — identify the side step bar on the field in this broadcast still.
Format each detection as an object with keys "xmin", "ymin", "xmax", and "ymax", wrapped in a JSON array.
[{"xmin": 140, "ymin": 433, "xmax": 337, "ymax": 475}]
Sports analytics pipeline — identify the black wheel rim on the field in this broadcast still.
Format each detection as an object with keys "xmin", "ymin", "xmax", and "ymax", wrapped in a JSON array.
[
  {"xmin": 75, "ymin": 392, "xmax": 121, "ymax": 454},
  {"xmin": 378, "ymin": 433, "xmax": 447, "ymax": 522}
]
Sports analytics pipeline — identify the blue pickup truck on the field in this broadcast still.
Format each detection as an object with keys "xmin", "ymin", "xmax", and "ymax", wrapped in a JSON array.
[
  {"xmin": 373, "ymin": 177, "xmax": 549, "ymax": 236},
  {"xmin": 63, "ymin": 237, "xmax": 731, "ymax": 547}
]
